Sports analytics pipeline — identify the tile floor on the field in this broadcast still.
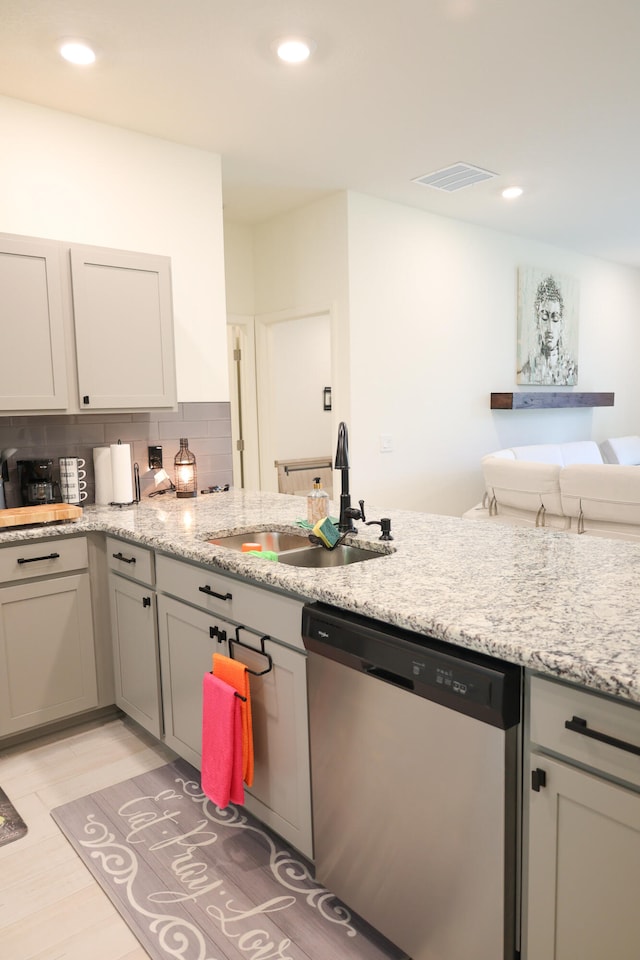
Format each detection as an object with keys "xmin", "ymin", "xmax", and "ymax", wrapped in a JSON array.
[{"xmin": 0, "ymin": 717, "xmax": 176, "ymax": 959}]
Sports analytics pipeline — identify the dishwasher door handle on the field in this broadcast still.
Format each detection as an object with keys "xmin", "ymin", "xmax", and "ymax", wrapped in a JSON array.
[{"xmin": 364, "ymin": 664, "xmax": 414, "ymax": 691}]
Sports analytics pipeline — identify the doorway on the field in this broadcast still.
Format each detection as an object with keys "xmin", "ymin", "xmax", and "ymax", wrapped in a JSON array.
[{"xmin": 227, "ymin": 307, "xmax": 334, "ymax": 495}]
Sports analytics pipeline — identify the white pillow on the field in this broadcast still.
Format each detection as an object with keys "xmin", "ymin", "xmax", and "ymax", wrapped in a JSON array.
[
  {"xmin": 558, "ymin": 440, "xmax": 603, "ymax": 465},
  {"xmin": 600, "ymin": 436, "xmax": 640, "ymax": 466}
]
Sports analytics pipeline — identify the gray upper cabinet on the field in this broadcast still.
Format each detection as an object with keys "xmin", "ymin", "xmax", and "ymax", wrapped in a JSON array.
[
  {"xmin": 0, "ymin": 236, "xmax": 69, "ymax": 410},
  {"xmin": 0, "ymin": 232, "xmax": 177, "ymax": 413},
  {"xmin": 70, "ymin": 244, "xmax": 176, "ymax": 410}
]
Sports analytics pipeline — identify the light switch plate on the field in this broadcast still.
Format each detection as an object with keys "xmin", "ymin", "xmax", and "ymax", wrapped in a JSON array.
[{"xmin": 148, "ymin": 445, "xmax": 163, "ymax": 470}]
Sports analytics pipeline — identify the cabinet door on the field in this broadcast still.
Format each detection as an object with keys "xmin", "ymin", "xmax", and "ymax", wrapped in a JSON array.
[
  {"xmin": 70, "ymin": 244, "xmax": 176, "ymax": 409},
  {"xmin": 232, "ymin": 636, "xmax": 313, "ymax": 858},
  {"xmin": 157, "ymin": 595, "xmax": 229, "ymax": 768},
  {"xmin": 526, "ymin": 751, "xmax": 640, "ymax": 959},
  {"xmin": 0, "ymin": 573, "xmax": 97, "ymax": 735},
  {"xmin": 0, "ymin": 235, "xmax": 68, "ymax": 410},
  {"xmin": 109, "ymin": 574, "xmax": 161, "ymax": 738}
]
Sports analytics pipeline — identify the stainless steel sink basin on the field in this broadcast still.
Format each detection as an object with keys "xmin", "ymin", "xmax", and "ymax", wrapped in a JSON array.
[
  {"xmin": 278, "ymin": 544, "xmax": 386, "ymax": 567},
  {"xmin": 208, "ymin": 530, "xmax": 309, "ymax": 552}
]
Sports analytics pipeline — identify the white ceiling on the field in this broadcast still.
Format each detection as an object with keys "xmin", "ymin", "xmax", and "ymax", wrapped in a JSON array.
[{"xmin": 2, "ymin": 0, "xmax": 640, "ymax": 266}]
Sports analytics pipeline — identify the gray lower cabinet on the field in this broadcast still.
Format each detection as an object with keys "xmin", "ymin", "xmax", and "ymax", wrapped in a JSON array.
[
  {"xmin": 524, "ymin": 675, "xmax": 640, "ymax": 959},
  {"xmin": 231, "ymin": 630, "xmax": 312, "ymax": 859},
  {"xmin": 155, "ymin": 553, "xmax": 313, "ymax": 858},
  {"xmin": 107, "ymin": 537, "xmax": 162, "ymax": 738},
  {"xmin": 0, "ymin": 537, "xmax": 98, "ymax": 736},
  {"xmin": 157, "ymin": 594, "xmax": 230, "ymax": 766}
]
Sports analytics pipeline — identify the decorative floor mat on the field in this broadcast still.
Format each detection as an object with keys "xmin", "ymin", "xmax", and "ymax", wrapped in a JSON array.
[
  {"xmin": 0, "ymin": 787, "xmax": 28, "ymax": 848},
  {"xmin": 52, "ymin": 757, "xmax": 406, "ymax": 960}
]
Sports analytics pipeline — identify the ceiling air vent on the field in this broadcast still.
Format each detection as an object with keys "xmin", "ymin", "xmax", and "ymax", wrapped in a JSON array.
[{"xmin": 412, "ymin": 162, "xmax": 498, "ymax": 192}]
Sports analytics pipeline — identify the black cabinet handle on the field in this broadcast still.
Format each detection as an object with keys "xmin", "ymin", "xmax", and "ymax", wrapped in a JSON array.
[
  {"xmin": 565, "ymin": 715, "xmax": 640, "ymax": 757},
  {"xmin": 531, "ymin": 767, "xmax": 547, "ymax": 792},
  {"xmin": 142, "ymin": 596, "xmax": 151, "ymax": 608},
  {"xmin": 112, "ymin": 552, "xmax": 136, "ymax": 564},
  {"xmin": 199, "ymin": 585, "xmax": 232, "ymax": 601},
  {"xmin": 17, "ymin": 552, "xmax": 61, "ymax": 565}
]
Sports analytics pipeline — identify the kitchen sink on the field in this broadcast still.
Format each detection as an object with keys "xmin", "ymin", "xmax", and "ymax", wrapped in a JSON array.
[
  {"xmin": 278, "ymin": 544, "xmax": 386, "ymax": 567},
  {"xmin": 208, "ymin": 530, "xmax": 309, "ymax": 552}
]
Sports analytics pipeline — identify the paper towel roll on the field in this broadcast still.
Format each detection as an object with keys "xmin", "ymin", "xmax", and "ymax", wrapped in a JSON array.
[
  {"xmin": 93, "ymin": 447, "xmax": 113, "ymax": 505},
  {"xmin": 110, "ymin": 442, "xmax": 134, "ymax": 504}
]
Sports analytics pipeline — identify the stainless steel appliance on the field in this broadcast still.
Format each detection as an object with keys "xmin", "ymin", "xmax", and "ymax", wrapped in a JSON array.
[
  {"xmin": 17, "ymin": 459, "xmax": 62, "ymax": 506},
  {"xmin": 302, "ymin": 602, "xmax": 522, "ymax": 960}
]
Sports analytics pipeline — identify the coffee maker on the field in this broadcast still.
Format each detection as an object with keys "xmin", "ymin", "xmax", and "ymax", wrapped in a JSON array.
[{"xmin": 17, "ymin": 459, "xmax": 63, "ymax": 506}]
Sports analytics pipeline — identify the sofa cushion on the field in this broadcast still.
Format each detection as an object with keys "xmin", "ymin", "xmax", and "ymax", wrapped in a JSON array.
[
  {"xmin": 482, "ymin": 456, "xmax": 564, "ymax": 518},
  {"xmin": 558, "ymin": 440, "xmax": 604, "ymax": 465},
  {"xmin": 560, "ymin": 464, "xmax": 640, "ymax": 526},
  {"xmin": 600, "ymin": 435, "xmax": 640, "ymax": 465},
  {"xmin": 508, "ymin": 440, "xmax": 603, "ymax": 465},
  {"xmin": 509, "ymin": 444, "xmax": 564, "ymax": 464}
]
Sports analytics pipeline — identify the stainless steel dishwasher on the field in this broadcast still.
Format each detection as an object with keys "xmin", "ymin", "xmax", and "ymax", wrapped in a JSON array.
[{"xmin": 302, "ymin": 602, "xmax": 522, "ymax": 960}]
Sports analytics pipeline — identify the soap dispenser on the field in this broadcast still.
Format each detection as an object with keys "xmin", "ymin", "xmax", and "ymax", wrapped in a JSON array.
[{"xmin": 307, "ymin": 476, "xmax": 329, "ymax": 524}]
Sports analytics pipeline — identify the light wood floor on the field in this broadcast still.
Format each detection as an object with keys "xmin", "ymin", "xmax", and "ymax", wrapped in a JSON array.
[{"xmin": 0, "ymin": 716, "xmax": 178, "ymax": 960}]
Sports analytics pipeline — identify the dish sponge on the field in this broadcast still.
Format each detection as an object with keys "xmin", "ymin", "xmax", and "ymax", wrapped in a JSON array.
[
  {"xmin": 246, "ymin": 550, "xmax": 278, "ymax": 561},
  {"xmin": 312, "ymin": 517, "xmax": 341, "ymax": 549}
]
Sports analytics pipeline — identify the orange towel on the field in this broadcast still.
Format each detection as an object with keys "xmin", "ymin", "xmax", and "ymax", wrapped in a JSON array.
[
  {"xmin": 212, "ymin": 652, "xmax": 254, "ymax": 787},
  {"xmin": 201, "ymin": 672, "xmax": 244, "ymax": 807}
]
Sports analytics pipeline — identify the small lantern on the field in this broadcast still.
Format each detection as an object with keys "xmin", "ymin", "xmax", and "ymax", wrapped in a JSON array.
[{"xmin": 174, "ymin": 438, "xmax": 197, "ymax": 498}]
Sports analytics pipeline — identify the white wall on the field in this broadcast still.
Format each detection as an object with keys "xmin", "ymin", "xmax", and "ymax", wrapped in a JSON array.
[
  {"xmin": 252, "ymin": 193, "xmax": 351, "ymax": 429},
  {"xmin": 224, "ymin": 221, "xmax": 255, "ymax": 317},
  {"xmin": 0, "ymin": 95, "xmax": 228, "ymax": 402},
  {"xmin": 346, "ymin": 192, "xmax": 640, "ymax": 515},
  {"xmin": 224, "ymin": 189, "xmax": 640, "ymax": 516}
]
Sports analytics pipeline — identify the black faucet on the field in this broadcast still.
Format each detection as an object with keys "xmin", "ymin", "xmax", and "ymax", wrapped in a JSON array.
[{"xmin": 335, "ymin": 422, "xmax": 365, "ymax": 533}]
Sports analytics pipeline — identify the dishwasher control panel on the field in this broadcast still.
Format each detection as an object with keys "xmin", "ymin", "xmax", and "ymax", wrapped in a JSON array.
[{"xmin": 303, "ymin": 602, "xmax": 521, "ymax": 729}]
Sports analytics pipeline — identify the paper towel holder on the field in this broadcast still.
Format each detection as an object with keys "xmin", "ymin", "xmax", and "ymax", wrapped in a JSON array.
[{"xmin": 110, "ymin": 439, "xmax": 140, "ymax": 507}]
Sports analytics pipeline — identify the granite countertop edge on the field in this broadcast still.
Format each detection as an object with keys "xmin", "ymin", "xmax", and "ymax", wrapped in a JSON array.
[{"xmin": 2, "ymin": 490, "xmax": 639, "ymax": 707}]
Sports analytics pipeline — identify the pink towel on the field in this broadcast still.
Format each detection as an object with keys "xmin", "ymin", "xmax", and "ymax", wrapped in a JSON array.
[{"xmin": 201, "ymin": 673, "xmax": 244, "ymax": 808}]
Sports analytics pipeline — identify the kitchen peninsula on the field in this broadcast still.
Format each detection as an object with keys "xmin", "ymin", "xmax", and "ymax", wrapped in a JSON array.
[
  {"xmin": 1, "ymin": 490, "xmax": 639, "ymax": 960},
  {"xmin": 1, "ymin": 488, "xmax": 638, "ymax": 704}
]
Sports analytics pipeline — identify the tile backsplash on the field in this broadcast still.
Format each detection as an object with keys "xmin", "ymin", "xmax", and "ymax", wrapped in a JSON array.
[{"xmin": 0, "ymin": 402, "xmax": 233, "ymax": 508}]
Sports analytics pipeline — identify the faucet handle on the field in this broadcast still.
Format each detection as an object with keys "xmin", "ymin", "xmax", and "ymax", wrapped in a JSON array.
[{"xmin": 358, "ymin": 499, "xmax": 366, "ymax": 522}]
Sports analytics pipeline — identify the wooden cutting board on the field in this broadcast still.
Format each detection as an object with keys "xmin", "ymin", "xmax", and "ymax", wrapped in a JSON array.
[{"xmin": 0, "ymin": 503, "xmax": 83, "ymax": 528}]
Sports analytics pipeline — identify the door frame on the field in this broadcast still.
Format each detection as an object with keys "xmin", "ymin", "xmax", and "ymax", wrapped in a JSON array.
[
  {"xmin": 226, "ymin": 314, "xmax": 260, "ymax": 491},
  {"xmin": 255, "ymin": 305, "xmax": 334, "ymax": 492}
]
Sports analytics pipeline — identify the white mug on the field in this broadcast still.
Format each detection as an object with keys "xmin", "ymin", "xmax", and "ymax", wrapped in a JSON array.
[{"xmin": 59, "ymin": 458, "xmax": 88, "ymax": 504}]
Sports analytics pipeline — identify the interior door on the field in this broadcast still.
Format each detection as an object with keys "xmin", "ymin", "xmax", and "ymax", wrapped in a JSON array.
[
  {"xmin": 227, "ymin": 307, "xmax": 333, "ymax": 493},
  {"xmin": 256, "ymin": 308, "xmax": 333, "ymax": 493}
]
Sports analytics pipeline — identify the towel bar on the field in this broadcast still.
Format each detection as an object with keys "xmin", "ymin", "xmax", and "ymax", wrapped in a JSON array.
[{"xmin": 228, "ymin": 626, "xmax": 273, "ymax": 676}]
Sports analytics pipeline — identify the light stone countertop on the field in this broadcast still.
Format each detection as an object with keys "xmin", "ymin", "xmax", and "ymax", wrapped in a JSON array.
[{"xmin": 2, "ymin": 489, "xmax": 639, "ymax": 705}]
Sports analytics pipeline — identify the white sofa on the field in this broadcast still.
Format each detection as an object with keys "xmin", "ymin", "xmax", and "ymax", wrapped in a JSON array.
[{"xmin": 463, "ymin": 436, "xmax": 640, "ymax": 540}]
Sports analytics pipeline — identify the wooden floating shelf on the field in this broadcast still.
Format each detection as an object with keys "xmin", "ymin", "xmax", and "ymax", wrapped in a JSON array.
[{"xmin": 491, "ymin": 392, "xmax": 615, "ymax": 410}]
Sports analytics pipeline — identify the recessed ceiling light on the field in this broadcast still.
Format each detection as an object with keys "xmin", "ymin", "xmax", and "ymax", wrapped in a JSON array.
[
  {"xmin": 59, "ymin": 40, "xmax": 96, "ymax": 65},
  {"xmin": 502, "ymin": 186, "xmax": 523, "ymax": 200},
  {"xmin": 274, "ymin": 37, "xmax": 315, "ymax": 63}
]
